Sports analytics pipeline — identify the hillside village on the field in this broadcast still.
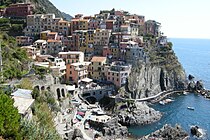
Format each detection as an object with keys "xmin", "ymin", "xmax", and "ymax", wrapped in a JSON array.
[{"xmin": 0, "ymin": 2, "xmax": 174, "ymax": 140}]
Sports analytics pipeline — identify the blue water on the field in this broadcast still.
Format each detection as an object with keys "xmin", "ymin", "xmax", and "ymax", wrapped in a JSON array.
[{"xmin": 129, "ymin": 38, "xmax": 210, "ymax": 139}]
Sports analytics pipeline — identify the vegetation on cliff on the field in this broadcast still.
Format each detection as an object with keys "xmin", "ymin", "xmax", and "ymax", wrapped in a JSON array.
[
  {"xmin": 0, "ymin": 32, "xmax": 29, "ymax": 81},
  {"xmin": 0, "ymin": 92, "xmax": 21, "ymax": 139}
]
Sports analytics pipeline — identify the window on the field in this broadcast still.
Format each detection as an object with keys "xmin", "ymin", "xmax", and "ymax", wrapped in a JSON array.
[
  {"xmin": 117, "ymin": 78, "xmax": 119, "ymax": 81},
  {"xmin": 72, "ymin": 60, "xmax": 74, "ymax": 63},
  {"xmin": 108, "ymin": 72, "xmax": 110, "ymax": 75},
  {"xmin": 112, "ymin": 73, "xmax": 114, "ymax": 76},
  {"xmin": 70, "ymin": 71, "xmax": 72, "ymax": 74},
  {"xmin": 112, "ymin": 77, "xmax": 114, "ymax": 81}
]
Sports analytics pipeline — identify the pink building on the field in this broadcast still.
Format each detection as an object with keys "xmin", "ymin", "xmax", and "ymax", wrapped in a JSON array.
[
  {"xmin": 115, "ymin": 11, "xmax": 124, "ymax": 17},
  {"xmin": 106, "ymin": 20, "xmax": 114, "ymax": 30},
  {"xmin": 67, "ymin": 62, "xmax": 91, "ymax": 85},
  {"xmin": 88, "ymin": 19, "xmax": 100, "ymax": 30},
  {"xmin": 104, "ymin": 61, "xmax": 131, "ymax": 88},
  {"xmin": 102, "ymin": 47, "xmax": 112, "ymax": 57}
]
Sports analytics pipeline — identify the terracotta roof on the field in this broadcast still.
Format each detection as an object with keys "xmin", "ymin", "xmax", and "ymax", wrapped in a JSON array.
[
  {"xmin": 47, "ymin": 39, "xmax": 61, "ymax": 43},
  {"xmin": 91, "ymin": 56, "xmax": 106, "ymax": 62}
]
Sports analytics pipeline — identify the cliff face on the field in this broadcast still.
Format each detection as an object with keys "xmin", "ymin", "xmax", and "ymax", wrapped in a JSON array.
[{"xmin": 126, "ymin": 40, "xmax": 187, "ymax": 98}]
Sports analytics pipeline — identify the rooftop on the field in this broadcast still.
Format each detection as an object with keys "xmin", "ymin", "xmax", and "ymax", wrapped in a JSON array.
[
  {"xmin": 11, "ymin": 89, "xmax": 33, "ymax": 99},
  {"xmin": 34, "ymin": 40, "xmax": 47, "ymax": 43},
  {"xmin": 71, "ymin": 61, "xmax": 91, "ymax": 66},
  {"xmin": 58, "ymin": 51, "xmax": 83, "ymax": 55},
  {"xmin": 91, "ymin": 56, "xmax": 107, "ymax": 62},
  {"xmin": 12, "ymin": 96, "xmax": 34, "ymax": 115},
  {"xmin": 47, "ymin": 39, "xmax": 61, "ymax": 43}
]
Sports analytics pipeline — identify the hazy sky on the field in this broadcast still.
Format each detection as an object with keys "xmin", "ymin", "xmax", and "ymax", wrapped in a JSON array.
[{"xmin": 50, "ymin": 0, "xmax": 210, "ymax": 39}]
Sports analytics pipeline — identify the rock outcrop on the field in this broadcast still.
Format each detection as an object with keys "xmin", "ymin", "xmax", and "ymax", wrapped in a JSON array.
[
  {"xmin": 125, "ymin": 40, "xmax": 187, "ymax": 99},
  {"xmin": 102, "ymin": 118, "xmax": 128, "ymax": 139},
  {"xmin": 188, "ymin": 80, "xmax": 204, "ymax": 91},
  {"xmin": 117, "ymin": 102, "xmax": 162, "ymax": 126},
  {"xmin": 139, "ymin": 124, "xmax": 189, "ymax": 140},
  {"xmin": 127, "ymin": 63, "xmax": 186, "ymax": 99},
  {"xmin": 191, "ymin": 126, "xmax": 202, "ymax": 138},
  {"xmin": 67, "ymin": 129, "xmax": 84, "ymax": 140}
]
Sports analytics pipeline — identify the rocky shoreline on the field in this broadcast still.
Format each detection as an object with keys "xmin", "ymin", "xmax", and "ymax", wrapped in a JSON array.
[
  {"xmin": 117, "ymin": 102, "xmax": 162, "ymax": 126},
  {"xmin": 139, "ymin": 124, "xmax": 189, "ymax": 140}
]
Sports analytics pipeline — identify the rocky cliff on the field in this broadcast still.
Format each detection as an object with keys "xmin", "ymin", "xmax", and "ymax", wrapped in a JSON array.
[{"xmin": 126, "ymin": 38, "xmax": 187, "ymax": 99}]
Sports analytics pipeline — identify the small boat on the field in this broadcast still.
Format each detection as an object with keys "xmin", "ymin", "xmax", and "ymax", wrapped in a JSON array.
[
  {"xmin": 183, "ymin": 91, "xmax": 188, "ymax": 95},
  {"xmin": 165, "ymin": 99, "xmax": 174, "ymax": 103},
  {"xmin": 159, "ymin": 101, "xmax": 165, "ymax": 105},
  {"xmin": 187, "ymin": 107, "xmax": 195, "ymax": 110}
]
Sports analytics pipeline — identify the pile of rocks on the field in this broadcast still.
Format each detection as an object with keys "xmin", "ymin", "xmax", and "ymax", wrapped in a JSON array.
[
  {"xmin": 140, "ymin": 124, "xmax": 189, "ymax": 140},
  {"xmin": 118, "ymin": 102, "xmax": 162, "ymax": 126},
  {"xmin": 67, "ymin": 129, "xmax": 84, "ymax": 140},
  {"xmin": 102, "ymin": 118, "xmax": 128, "ymax": 139}
]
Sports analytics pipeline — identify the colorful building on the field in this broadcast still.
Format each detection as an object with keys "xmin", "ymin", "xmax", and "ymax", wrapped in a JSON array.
[
  {"xmin": 104, "ymin": 61, "xmax": 131, "ymax": 88},
  {"xmin": 4, "ymin": 3, "xmax": 34, "ymax": 18},
  {"xmin": 33, "ymin": 39, "xmax": 47, "ymax": 54},
  {"xmin": 46, "ymin": 39, "xmax": 63, "ymax": 55},
  {"xmin": 67, "ymin": 62, "xmax": 91, "ymax": 85},
  {"xmin": 144, "ymin": 20, "xmax": 161, "ymax": 37},
  {"xmin": 58, "ymin": 51, "xmax": 84, "ymax": 64},
  {"xmin": 89, "ymin": 56, "xmax": 107, "ymax": 80},
  {"xmin": 94, "ymin": 29, "xmax": 111, "ymax": 46},
  {"xmin": 58, "ymin": 20, "xmax": 70, "ymax": 36},
  {"xmin": 40, "ymin": 30, "xmax": 50, "ymax": 40},
  {"xmin": 16, "ymin": 36, "xmax": 33, "ymax": 46},
  {"xmin": 70, "ymin": 18, "xmax": 89, "ymax": 35}
]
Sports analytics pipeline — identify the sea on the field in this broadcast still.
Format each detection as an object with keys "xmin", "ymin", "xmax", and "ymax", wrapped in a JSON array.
[{"xmin": 129, "ymin": 38, "xmax": 210, "ymax": 140}]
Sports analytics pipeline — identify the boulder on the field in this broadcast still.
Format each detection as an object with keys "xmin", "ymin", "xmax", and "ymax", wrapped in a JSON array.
[
  {"xmin": 188, "ymin": 74, "xmax": 195, "ymax": 81},
  {"xmin": 188, "ymin": 81, "xmax": 196, "ymax": 91},
  {"xmin": 195, "ymin": 80, "xmax": 204, "ymax": 90},
  {"xmin": 68, "ymin": 129, "xmax": 84, "ymax": 140},
  {"xmin": 140, "ymin": 124, "xmax": 188, "ymax": 140},
  {"xmin": 102, "ymin": 118, "xmax": 128, "ymax": 139},
  {"xmin": 191, "ymin": 126, "xmax": 202, "ymax": 137}
]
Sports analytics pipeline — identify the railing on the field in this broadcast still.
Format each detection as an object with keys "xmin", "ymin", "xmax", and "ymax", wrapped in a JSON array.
[{"xmin": 118, "ymin": 89, "xmax": 185, "ymax": 102}]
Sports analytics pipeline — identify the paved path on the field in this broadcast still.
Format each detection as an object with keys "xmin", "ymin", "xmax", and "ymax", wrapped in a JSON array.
[
  {"xmin": 118, "ymin": 90, "xmax": 183, "ymax": 102},
  {"xmin": 73, "ymin": 90, "xmax": 93, "ymax": 140}
]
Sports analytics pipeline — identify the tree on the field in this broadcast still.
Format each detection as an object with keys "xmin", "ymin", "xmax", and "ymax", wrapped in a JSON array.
[
  {"xmin": 18, "ymin": 78, "xmax": 33, "ymax": 90},
  {"xmin": 20, "ymin": 119, "xmax": 61, "ymax": 140},
  {"xmin": 0, "ymin": 93, "xmax": 20, "ymax": 139}
]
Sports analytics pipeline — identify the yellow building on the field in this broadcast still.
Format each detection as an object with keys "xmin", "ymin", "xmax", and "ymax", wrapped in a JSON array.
[
  {"xmin": 73, "ymin": 30, "xmax": 95, "ymax": 59},
  {"xmin": 70, "ymin": 18, "xmax": 89, "ymax": 34},
  {"xmin": 89, "ymin": 56, "xmax": 107, "ymax": 80},
  {"xmin": 40, "ymin": 30, "xmax": 50, "ymax": 40}
]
